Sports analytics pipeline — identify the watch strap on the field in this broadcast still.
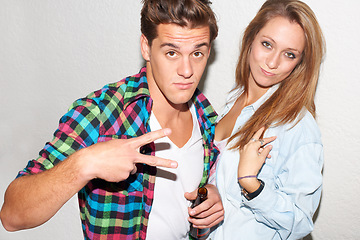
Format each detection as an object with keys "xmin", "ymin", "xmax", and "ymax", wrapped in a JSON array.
[{"xmin": 242, "ymin": 179, "xmax": 264, "ymax": 200}]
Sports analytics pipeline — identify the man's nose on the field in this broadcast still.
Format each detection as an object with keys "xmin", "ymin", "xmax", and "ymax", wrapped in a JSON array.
[{"xmin": 178, "ymin": 57, "xmax": 194, "ymax": 79}]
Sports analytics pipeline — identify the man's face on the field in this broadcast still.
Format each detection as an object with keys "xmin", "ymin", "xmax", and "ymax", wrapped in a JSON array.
[{"xmin": 141, "ymin": 23, "xmax": 211, "ymax": 106}]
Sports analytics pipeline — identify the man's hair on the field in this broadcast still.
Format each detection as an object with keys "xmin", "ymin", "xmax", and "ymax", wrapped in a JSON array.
[{"xmin": 141, "ymin": 0, "xmax": 218, "ymax": 46}]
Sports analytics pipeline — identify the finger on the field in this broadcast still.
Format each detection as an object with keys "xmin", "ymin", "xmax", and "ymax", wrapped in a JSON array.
[
  {"xmin": 258, "ymin": 147, "xmax": 264, "ymax": 155},
  {"xmin": 184, "ymin": 189, "xmax": 198, "ymax": 202},
  {"xmin": 251, "ymin": 127, "xmax": 266, "ymax": 141},
  {"xmin": 135, "ymin": 155, "xmax": 178, "ymax": 168},
  {"xmin": 130, "ymin": 165, "xmax": 137, "ymax": 175},
  {"xmin": 261, "ymin": 136, "xmax": 277, "ymax": 146},
  {"xmin": 189, "ymin": 198, "xmax": 216, "ymax": 218},
  {"xmin": 190, "ymin": 203, "xmax": 218, "ymax": 218},
  {"xmin": 191, "ymin": 214, "xmax": 224, "ymax": 228},
  {"xmin": 133, "ymin": 128, "xmax": 172, "ymax": 149},
  {"xmin": 260, "ymin": 145, "xmax": 273, "ymax": 158},
  {"xmin": 259, "ymin": 150, "xmax": 272, "ymax": 158},
  {"xmin": 189, "ymin": 210, "xmax": 224, "ymax": 228}
]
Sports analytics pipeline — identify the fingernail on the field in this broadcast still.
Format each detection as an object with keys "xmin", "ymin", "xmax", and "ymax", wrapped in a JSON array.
[
  {"xmin": 171, "ymin": 161, "xmax": 178, "ymax": 168},
  {"xmin": 190, "ymin": 210, "xmax": 195, "ymax": 215},
  {"xmin": 163, "ymin": 128, "xmax": 171, "ymax": 135}
]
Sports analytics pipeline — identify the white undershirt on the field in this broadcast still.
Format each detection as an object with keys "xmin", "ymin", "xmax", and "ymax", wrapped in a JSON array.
[{"xmin": 146, "ymin": 103, "xmax": 204, "ymax": 240}]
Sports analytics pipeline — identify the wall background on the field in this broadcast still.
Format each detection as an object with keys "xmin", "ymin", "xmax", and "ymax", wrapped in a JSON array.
[{"xmin": 1, "ymin": 0, "xmax": 359, "ymax": 239}]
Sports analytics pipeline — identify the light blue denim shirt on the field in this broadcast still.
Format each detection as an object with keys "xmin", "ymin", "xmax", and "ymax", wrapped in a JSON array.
[{"xmin": 211, "ymin": 85, "xmax": 323, "ymax": 240}]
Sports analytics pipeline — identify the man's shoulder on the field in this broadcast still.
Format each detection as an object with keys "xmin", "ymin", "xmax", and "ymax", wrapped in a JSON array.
[
  {"xmin": 192, "ymin": 89, "xmax": 218, "ymax": 127},
  {"xmin": 80, "ymin": 67, "xmax": 148, "ymax": 103},
  {"xmin": 98, "ymin": 67, "xmax": 148, "ymax": 98},
  {"xmin": 67, "ymin": 67, "xmax": 149, "ymax": 117}
]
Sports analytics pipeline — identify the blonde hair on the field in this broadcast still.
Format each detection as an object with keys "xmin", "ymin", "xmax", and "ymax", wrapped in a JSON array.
[{"xmin": 230, "ymin": 0, "xmax": 326, "ymax": 149}]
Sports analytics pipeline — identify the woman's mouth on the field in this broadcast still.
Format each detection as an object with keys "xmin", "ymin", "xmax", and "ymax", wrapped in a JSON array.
[{"xmin": 261, "ymin": 68, "xmax": 275, "ymax": 76}]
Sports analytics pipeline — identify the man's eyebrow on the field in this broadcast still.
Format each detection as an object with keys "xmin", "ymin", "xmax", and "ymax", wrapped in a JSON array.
[
  {"xmin": 195, "ymin": 42, "xmax": 210, "ymax": 49},
  {"xmin": 160, "ymin": 43, "xmax": 179, "ymax": 49},
  {"xmin": 159, "ymin": 42, "xmax": 210, "ymax": 49}
]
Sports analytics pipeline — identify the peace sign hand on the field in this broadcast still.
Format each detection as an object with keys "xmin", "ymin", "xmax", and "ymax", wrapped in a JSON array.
[{"xmin": 77, "ymin": 128, "xmax": 178, "ymax": 183}]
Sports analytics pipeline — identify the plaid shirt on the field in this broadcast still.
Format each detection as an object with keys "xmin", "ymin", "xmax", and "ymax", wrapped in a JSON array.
[{"xmin": 18, "ymin": 67, "xmax": 219, "ymax": 239}]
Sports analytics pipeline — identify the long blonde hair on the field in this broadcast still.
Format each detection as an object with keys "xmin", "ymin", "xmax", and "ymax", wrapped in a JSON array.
[{"xmin": 230, "ymin": 0, "xmax": 326, "ymax": 149}]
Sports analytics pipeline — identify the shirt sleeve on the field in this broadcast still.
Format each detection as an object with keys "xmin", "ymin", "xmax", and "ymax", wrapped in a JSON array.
[
  {"xmin": 17, "ymin": 97, "xmax": 102, "ymax": 177},
  {"xmin": 243, "ymin": 142, "xmax": 323, "ymax": 239}
]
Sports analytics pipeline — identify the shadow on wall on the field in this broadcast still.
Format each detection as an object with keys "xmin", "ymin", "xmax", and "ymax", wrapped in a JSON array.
[
  {"xmin": 198, "ymin": 41, "xmax": 217, "ymax": 92},
  {"xmin": 304, "ymin": 234, "xmax": 313, "ymax": 240}
]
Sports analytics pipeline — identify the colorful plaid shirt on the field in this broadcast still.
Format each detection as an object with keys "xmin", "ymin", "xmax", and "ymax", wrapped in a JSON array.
[{"xmin": 17, "ymin": 67, "xmax": 219, "ymax": 239}]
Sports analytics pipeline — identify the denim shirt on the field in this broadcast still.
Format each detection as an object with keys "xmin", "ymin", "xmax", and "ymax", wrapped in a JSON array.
[{"xmin": 212, "ymin": 85, "xmax": 323, "ymax": 240}]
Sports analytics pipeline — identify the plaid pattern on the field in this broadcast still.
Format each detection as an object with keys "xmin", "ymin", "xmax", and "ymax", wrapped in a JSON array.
[{"xmin": 17, "ymin": 67, "xmax": 219, "ymax": 239}]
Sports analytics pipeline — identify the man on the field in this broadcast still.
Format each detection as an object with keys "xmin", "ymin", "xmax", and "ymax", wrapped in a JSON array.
[{"xmin": 0, "ymin": 0, "xmax": 223, "ymax": 239}]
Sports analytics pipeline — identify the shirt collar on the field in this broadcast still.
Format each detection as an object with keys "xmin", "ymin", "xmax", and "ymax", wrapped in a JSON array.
[
  {"xmin": 123, "ymin": 67, "xmax": 151, "ymax": 107},
  {"xmin": 219, "ymin": 84, "xmax": 280, "ymax": 122},
  {"xmin": 191, "ymin": 88, "xmax": 218, "ymax": 130},
  {"xmin": 251, "ymin": 83, "xmax": 280, "ymax": 111},
  {"xmin": 122, "ymin": 67, "xmax": 217, "ymax": 130}
]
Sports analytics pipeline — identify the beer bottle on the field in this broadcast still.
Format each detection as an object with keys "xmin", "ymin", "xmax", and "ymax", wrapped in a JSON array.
[{"xmin": 189, "ymin": 187, "xmax": 210, "ymax": 239}]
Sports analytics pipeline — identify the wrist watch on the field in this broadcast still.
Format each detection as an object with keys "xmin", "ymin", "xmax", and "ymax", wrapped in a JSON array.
[{"xmin": 242, "ymin": 179, "xmax": 264, "ymax": 200}]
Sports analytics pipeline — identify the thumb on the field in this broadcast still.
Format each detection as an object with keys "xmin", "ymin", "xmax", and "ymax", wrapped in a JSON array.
[{"xmin": 184, "ymin": 189, "xmax": 198, "ymax": 201}]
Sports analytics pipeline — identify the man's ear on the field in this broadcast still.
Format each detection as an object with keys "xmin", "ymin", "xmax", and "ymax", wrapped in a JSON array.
[{"xmin": 140, "ymin": 34, "xmax": 150, "ymax": 61}]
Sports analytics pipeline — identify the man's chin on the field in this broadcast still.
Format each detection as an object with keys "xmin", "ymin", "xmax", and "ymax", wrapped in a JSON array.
[{"xmin": 167, "ymin": 96, "xmax": 194, "ymax": 108}]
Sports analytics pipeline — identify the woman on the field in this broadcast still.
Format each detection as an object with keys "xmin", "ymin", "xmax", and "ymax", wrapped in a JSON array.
[{"xmin": 211, "ymin": 0, "xmax": 325, "ymax": 239}]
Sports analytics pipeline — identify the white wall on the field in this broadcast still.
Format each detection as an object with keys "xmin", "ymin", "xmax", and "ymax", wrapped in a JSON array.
[{"xmin": 0, "ymin": 1, "xmax": 359, "ymax": 239}]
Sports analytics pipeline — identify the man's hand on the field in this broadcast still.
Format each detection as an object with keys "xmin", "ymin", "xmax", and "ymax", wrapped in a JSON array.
[
  {"xmin": 79, "ymin": 128, "xmax": 178, "ymax": 183},
  {"xmin": 185, "ymin": 184, "xmax": 224, "ymax": 229},
  {"xmin": 0, "ymin": 128, "xmax": 178, "ymax": 231}
]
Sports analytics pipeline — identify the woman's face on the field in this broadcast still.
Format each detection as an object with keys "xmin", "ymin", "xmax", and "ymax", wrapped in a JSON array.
[{"xmin": 248, "ymin": 16, "xmax": 305, "ymax": 89}]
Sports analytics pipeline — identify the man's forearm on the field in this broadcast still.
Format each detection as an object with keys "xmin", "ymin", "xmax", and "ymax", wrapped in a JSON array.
[
  {"xmin": 0, "ymin": 152, "xmax": 89, "ymax": 231},
  {"xmin": 0, "ymin": 129, "xmax": 176, "ymax": 231}
]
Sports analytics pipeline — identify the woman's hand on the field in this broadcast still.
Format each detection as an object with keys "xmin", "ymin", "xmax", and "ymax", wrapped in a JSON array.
[{"xmin": 238, "ymin": 127, "xmax": 276, "ymax": 192}]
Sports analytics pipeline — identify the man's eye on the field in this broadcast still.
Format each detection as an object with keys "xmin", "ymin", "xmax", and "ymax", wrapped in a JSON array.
[
  {"xmin": 166, "ymin": 51, "xmax": 177, "ymax": 57},
  {"xmin": 193, "ymin": 52, "xmax": 203, "ymax": 57},
  {"xmin": 262, "ymin": 41, "xmax": 271, "ymax": 49}
]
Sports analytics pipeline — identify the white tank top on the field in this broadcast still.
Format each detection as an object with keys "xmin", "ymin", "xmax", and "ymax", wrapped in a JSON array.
[{"xmin": 146, "ymin": 103, "xmax": 204, "ymax": 240}]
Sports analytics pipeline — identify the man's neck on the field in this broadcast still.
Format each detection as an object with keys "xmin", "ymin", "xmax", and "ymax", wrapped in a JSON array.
[{"xmin": 151, "ymin": 100, "xmax": 193, "ymax": 148}]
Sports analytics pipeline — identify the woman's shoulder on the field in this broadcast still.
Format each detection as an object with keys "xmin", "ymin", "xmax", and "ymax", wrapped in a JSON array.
[
  {"xmin": 269, "ymin": 109, "xmax": 322, "ymax": 147},
  {"xmin": 292, "ymin": 110, "xmax": 321, "ymax": 140}
]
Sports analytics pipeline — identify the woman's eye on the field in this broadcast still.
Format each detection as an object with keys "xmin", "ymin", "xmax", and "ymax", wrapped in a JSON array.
[
  {"xmin": 262, "ymin": 41, "xmax": 271, "ymax": 49},
  {"xmin": 285, "ymin": 52, "xmax": 296, "ymax": 59}
]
